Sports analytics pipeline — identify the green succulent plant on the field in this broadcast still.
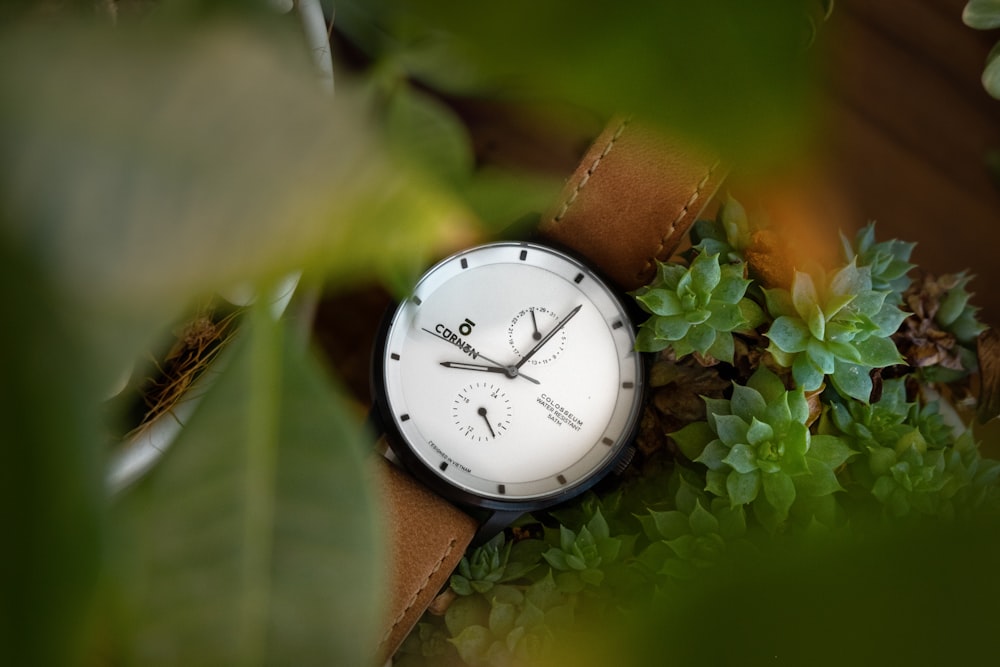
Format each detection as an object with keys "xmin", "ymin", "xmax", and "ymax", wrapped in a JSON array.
[
  {"xmin": 827, "ymin": 378, "xmax": 1000, "ymax": 519},
  {"xmin": 840, "ymin": 222, "xmax": 915, "ymax": 301},
  {"xmin": 689, "ymin": 195, "xmax": 754, "ymax": 263},
  {"xmin": 450, "ymin": 532, "xmax": 541, "ymax": 597},
  {"xmin": 541, "ymin": 509, "xmax": 625, "ymax": 593},
  {"xmin": 934, "ymin": 271, "xmax": 987, "ymax": 345},
  {"xmin": 634, "ymin": 251, "xmax": 764, "ymax": 362},
  {"xmin": 671, "ymin": 366, "xmax": 855, "ymax": 532},
  {"xmin": 444, "ymin": 572, "xmax": 574, "ymax": 667},
  {"xmin": 637, "ymin": 466, "xmax": 752, "ymax": 581},
  {"xmin": 764, "ymin": 259, "xmax": 908, "ymax": 402}
]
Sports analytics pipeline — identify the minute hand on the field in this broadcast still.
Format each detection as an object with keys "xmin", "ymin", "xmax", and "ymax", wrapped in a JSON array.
[{"xmin": 516, "ymin": 304, "xmax": 582, "ymax": 369}]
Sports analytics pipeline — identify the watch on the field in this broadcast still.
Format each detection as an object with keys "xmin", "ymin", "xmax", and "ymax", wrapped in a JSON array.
[{"xmin": 371, "ymin": 115, "xmax": 726, "ymax": 662}]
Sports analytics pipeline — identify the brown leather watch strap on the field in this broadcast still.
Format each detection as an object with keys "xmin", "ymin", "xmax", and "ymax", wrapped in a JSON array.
[
  {"xmin": 374, "ymin": 456, "xmax": 478, "ymax": 664},
  {"xmin": 539, "ymin": 116, "xmax": 727, "ymax": 291}
]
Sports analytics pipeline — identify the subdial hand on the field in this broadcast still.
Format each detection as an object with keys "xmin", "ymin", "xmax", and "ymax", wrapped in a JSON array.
[
  {"xmin": 516, "ymin": 304, "xmax": 582, "ymax": 369},
  {"xmin": 477, "ymin": 407, "xmax": 496, "ymax": 438},
  {"xmin": 529, "ymin": 309, "xmax": 542, "ymax": 341},
  {"xmin": 440, "ymin": 361, "xmax": 540, "ymax": 385}
]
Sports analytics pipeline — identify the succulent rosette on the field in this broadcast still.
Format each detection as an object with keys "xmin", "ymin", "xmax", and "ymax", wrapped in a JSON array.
[
  {"xmin": 671, "ymin": 367, "xmax": 854, "ymax": 532},
  {"xmin": 840, "ymin": 222, "xmax": 915, "ymax": 301},
  {"xmin": 634, "ymin": 251, "xmax": 764, "ymax": 362},
  {"xmin": 637, "ymin": 467, "xmax": 752, "ymax": 581},
  {"xmin": 689, "ymin": 195, "xmax": 754, "ymax": 263},
  {"xmin": 827, "ymin": 379, "xmax": 1000, "ymax": 518},
  {"xmin": 764, "ymin": 259, "xmax": 908, "ymax": 402}
]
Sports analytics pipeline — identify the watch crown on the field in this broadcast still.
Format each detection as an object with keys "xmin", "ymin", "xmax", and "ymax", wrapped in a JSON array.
[{"xmin": 613, "ymin": 445, "xmax": 636, "ymax": 476}]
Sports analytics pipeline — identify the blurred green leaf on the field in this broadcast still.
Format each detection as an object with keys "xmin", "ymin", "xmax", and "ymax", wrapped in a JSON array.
[
  {"xmin": 113, "ymin": 304, "xmax": 383, "ymax": 666},
  {"xmin": 0, "ymin": 238, "xmax": 105, "ymax": 667},
  {"xmin": 963, "ymin": 0, "xmax": 1000, "ymax": 30},
  {"xmin": 365, "ymin": 0, "xmax": 819, "ymax": 163},
  {"xmin": 0, "ymin": 20, "xmax": 471, "ymax": 345}
]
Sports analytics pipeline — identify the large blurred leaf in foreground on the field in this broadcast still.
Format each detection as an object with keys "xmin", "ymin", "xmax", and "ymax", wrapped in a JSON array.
[
  {"xmin": 0, "ymin": 238, "xmax": 104, "ymax": 667},
  {"xmin": 343, "ymin": 0, "xmax": 820, "ymax": 163},
  {"xmin": 0, "ymin": 19, "xmax": 471, "ymax": 362},
  {"xmin": 113, "ymin": 304, "xmax": 382, "ymax": 666},
  {"xmin": 549, "ymin": 522, "xmax": 1000, "ymax": 666}
]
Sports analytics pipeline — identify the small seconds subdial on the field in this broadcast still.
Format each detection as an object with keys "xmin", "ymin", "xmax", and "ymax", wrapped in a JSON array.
[
  {"xmin": 452, "ymin": 382, "xmax": 512, "ymax": 442},
  {"xmin": 508, "ymin": 306, "xmax": 566, "ymax": 365}
]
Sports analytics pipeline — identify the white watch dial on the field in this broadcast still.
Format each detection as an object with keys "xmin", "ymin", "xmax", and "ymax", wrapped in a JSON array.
[{"xmin": 379, "ymin": 242, "xmax": 643, "ymax": 504}]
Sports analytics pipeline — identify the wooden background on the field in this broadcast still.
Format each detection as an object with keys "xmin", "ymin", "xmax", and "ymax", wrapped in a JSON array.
[{"xmin": 820, "ymin": 0, "xmax": 1000, "ymax": 324}]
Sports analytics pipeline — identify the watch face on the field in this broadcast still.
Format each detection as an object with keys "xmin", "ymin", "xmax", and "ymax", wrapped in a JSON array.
[{"xmin": 375, "ymin": 242, "xmax": 643, "ymax": 510}]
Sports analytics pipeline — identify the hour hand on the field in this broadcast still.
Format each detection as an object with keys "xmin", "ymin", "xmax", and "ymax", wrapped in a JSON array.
[{"xmin": 439, "ymin": 361, "xmax": 540, "ymax": 385}]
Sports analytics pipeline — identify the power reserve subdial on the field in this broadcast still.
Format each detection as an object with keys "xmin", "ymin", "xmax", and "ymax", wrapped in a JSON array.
[{"xmin": 452, "ymin": 382, "xmax": 512, "ymax": 442}]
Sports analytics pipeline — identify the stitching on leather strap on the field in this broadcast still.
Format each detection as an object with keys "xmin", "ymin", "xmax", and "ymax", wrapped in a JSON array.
[
  {"xmin": 551, "ymin": 117, "xmax": 630, "ymax": 225},
  {"xmin": 377, "ymin": 537, "xmax": 460, "ymax": 652},
  {"xmin": 636, "ymin": 158, "xmax": 723, "ymax": 283}
]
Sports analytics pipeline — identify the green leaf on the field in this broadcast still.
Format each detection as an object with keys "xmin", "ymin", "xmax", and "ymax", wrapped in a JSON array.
[
  {"xmin": 727, "ymin": 469, "xmax": 762, "ymax": 505},
  {"xmin": 806, "ymin": 304, "xmax": 826, "ymax": 341},
  {"xmin": 688, "ymin": 501, "xmax": 721, "ymax": 536},
  {"xmin": 671, "ymin": 422, "xmax": 715, "ymax": 461},
  {"xmin": 808, "ymin": 435, "xmax": 855, "ymax": 468},
  {"xmin": 392, "ymin": 0, "xmax": 817, "ymax": 163},
  {"xmin": 792, "ymin": 353, "xmax": 826, "ymax": 392},
  {"xmin": 385, "ymin": 84, "xmax": 473, "ymax": 184},
  {"xmin": 0, "ymin": 25, "xmax": 467, "ymax": 319},
  {"xmin": 829, "ymin": 260, "xmax": 871, "ymax": 299},
  {"xmin": 449, "ymin": 625, "xmax": 492, "ymax": 665},
  {"xmin": 791, "ymin": 272, "xmax": 820, "ymax": 320},
  {"xmin": 0, "ymin": 244, "xmax": 105, "ymax": 667},
  {"xmin": 637, "ymin": 289, "xmax": 684, "ymax": 316},
  {"xmin": 762, "ymin": 471, "xmax": 796, "ymax": 520},
  {"xmin": 648, "ymin": 510, "xmax": 689, "ymax": 541},
  {"xmin": 767, "ymin": 316, "xmax": 812, "ymax": 354},
  {"xmin": 686, "ymin": 323, "xmax": 718, "ymax": 354},
  {"xmin": 723, "ymin": 443, "xmax": 759, "ymax": 474},
  {"xmin": 697, "ymin": 440, "xmax": 731, "ymax": 471},
  {"xmin": 654, "ymin": 314, "xmax": 692, "ymax": 341},
  {"xmin": 806, "ymin": 339, "xmax": 835, "ymax": 374},
  {"xmin": 984, "ymin": 43, "xmax": 1000, "ymax": 99},
  {"xmin": 763, "ymin": 287, "xmax": 796, "ymax": 319},
  {"xmin": 706, "ymin": 331, "xmax": 736, "ymax": 364},
  {"xmin": 748, "ymin": 366, "xmax": 788, "ymax": 404},
  {"xmin": 963, "ymin": 0, "xmax": 1000, "ymax": 29},
  {"xmin": 714, "ymin": 414, "xmax": 751, "ymax": 447},
  {"xmin": 796, "ymin": 458, "xmax": 844, "ymax": 498},
  {"xmin": 715, "ymin": 264, "xmax": 751, "ymax": 304},
  {"xmin": 730, "ymin": 383, "xmax": 767, "ymax": 422},
  {"xmin": 853, "ymin": 336, "xmax": 903, "ymax": 368},
  {"xmin": 690, "ymin": 252, "xmax": 723, "ymax": 295},
  {"xmin": 115, "ymin": 313, "xmax": 383, "ymax": 666},
  {"xmin": 746, "ymin": 418, "xmax": 775, "ymax": 447},
  {"xmin": 707, "ymin": 302, "xmax": 747, "ymax": 332},
  {"xmin": 831, "ymin": 359, "xmax": 874, "ymax": 403}
]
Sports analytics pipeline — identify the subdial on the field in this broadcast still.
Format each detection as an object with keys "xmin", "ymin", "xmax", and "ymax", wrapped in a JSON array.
[
  {"xmin": 507, "ymin": 306, "xmax": 566, "ymax": 365},
  {"xmin": 452, "ymin": 382, "xmax": 512, "ymax": 442}
]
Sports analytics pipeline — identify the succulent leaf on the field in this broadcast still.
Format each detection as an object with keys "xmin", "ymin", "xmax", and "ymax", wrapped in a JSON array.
[
  {"xmin": 764, "ymin": 258, "xmax": 907, "ymax": 402},
  {"xmin": 635, "ymin": 251, "xmax": 757, "ymax": 362}
]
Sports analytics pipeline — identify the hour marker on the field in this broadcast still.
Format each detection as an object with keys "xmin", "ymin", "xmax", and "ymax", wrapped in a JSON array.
[
  {"xmin": 412, "ymin": 296, "xmax": 422, "ymax": 306},
  {"xmin": 602, "ymin": 437, "xmax": 614, "ymax": 446},
  {"xmin": 519, "ymin": 249, "xmax": 528, "ymax": 260},
  {"xmin": 439, "ymin": 462, "xmax": 448, "ymax": 471},
  {"xmin": 622, "ymin": 382, "xmax": 635, "ymax": 389},
  {"xmin": 497, "ymin": 484, "xmax": 506, "ymax": 495},
  {"xmin": 557, "ymin": 474, "xmax": 567, "ymax": 485},
  {"xmin": 390, "ymin": 353, "xmax": 400, "ymax": 361},
  {"xmin": 574, "ymin": 272, "xmax": 584, "ymax": 284},
  {"xmin": 400, "ymin": 414, "xmax": 410, "ymax": 422},
  {"xmin": 460, "ymin": 258, "xmax": 468, "ymax": 269},
  {"xmin": 612, "ymin": 320, "xmax": 623, "ymax": 330}
]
